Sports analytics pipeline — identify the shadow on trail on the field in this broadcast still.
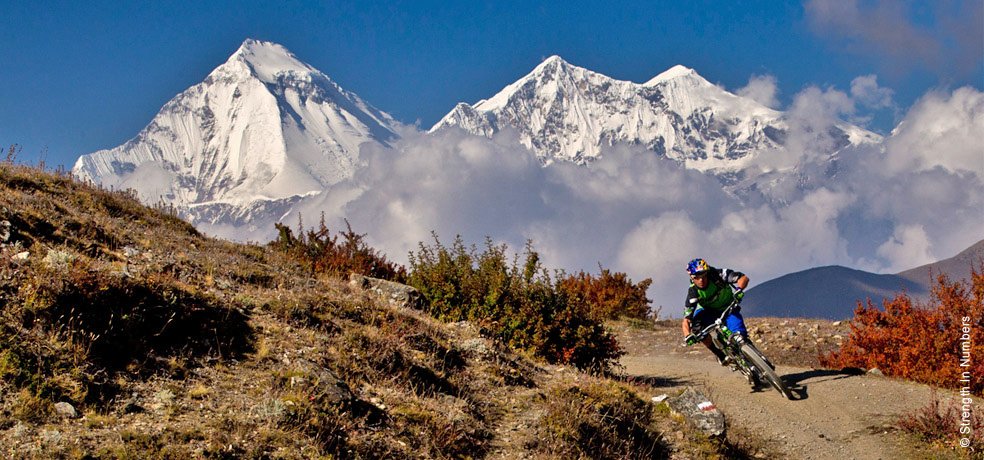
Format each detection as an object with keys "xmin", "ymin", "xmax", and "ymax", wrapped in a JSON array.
[
  {"xmin": 781, "ymin": 367, "xmax": 865, "ymax": 401},
  {"xmin": 618, "ymin": 373, "xmax": 694, "ymax": 388}
]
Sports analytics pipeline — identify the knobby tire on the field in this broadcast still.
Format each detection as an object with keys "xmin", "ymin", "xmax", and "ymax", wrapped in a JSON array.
[{"xmin": 740, "ymin": 343, "xmax": 792, "ymax": 399}]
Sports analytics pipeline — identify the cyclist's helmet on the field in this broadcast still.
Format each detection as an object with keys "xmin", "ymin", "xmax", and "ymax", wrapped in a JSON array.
[{"xmin": 686, "ymin": 258, "xmax": 710, "ymax": 275}]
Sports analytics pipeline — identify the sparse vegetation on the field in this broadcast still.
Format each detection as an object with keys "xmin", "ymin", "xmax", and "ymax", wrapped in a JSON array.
[
  {"xmin": 896, "ymin": 392, "xmax": 984, "ymax": 450},
  {"xmin": 821, "ymin": 268, "xmax": 984, "ymax": 395},
  {"xmin": 529, "ymin": 381, "xmax": 669, "ymax": 458},
  {"xmin": 0, "ymin": 162, "xmax": 733, "ymax": 458}
]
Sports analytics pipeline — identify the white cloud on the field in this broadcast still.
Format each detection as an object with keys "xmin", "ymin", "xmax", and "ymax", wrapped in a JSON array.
[
  {"xmin": 850, "ymin": 75, "xmax": 895, "ymax": 110},
  {"xmin": 737, "ymin": 74, "xmax": 780, "ymax": 109},
  {"xmin": 265, "ymin": 83, "xmax": 984, "ymax": 315},
  {"xmin": 755, "ymin": 85, "xmax": 857, "ymax": 172},
  {"xmin": 876, "ymin": 224, "xmax": 935, "ymax": 272},
  {"xmin": 119, "ymin": 161, "xmax": 177, "ymax": 204},
  {"xmin": 804, "ymin": 0, "xmax": 983, "ymax": 77},
  {"xmin": 805, "ymin": 0, "xmax": 935, "ymax": 61},
  {"xmin": 882, "ymin": 86, "xmax": 984, "ymax": 177}
]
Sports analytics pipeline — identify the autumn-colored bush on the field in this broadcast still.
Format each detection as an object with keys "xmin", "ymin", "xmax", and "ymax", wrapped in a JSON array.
[
  {"xmin": 407, "ymin": 236, "xmax": 624, "ymax": 372},
  {"xmin": 273, "ymin": 215, "xmax": 406, "ymax": 282},
  {"xmin": 558, "ymin": 268, "xmax": 653, "ymax": 321},
  {"xmin": 821, "ymin": 267, "xmax": 984, "ymax": 395}
]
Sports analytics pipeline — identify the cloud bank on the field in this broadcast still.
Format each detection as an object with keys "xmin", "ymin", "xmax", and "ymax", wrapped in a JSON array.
[{"xmin": 290, "ymin": 83, "xmax": 983, "ymax": 314}]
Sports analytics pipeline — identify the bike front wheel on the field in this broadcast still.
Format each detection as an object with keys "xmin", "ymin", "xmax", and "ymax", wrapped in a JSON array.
[{"xmin": 740, "ymin": 343, "xmax": 792, "ymax": 399}]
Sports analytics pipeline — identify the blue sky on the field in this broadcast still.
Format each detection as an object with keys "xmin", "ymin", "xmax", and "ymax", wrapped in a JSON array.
[{"xmin": 1, "ymin": 0, "xmax": 981, "ymax": 168}]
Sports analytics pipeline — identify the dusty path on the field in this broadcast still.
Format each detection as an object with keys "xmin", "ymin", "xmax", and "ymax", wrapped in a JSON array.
[{"xmin": 621, "ymin": 352, "xmax": 938, "ymax": 460}]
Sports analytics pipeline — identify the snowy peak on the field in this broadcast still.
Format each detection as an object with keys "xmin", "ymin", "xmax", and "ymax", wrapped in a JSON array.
[
  {"xmin": 643, "ymin": 64, "xmax": 701, "ymax": 86},
  {"xmin": 471, "ymin": 55, "xmax": 609, "ymax": 112},
  {"xmin": 432, "ymin": 58, "xmax": 787, "ymax": 167},
  {"xmin": 74, "ymin": 39, "xmax": 400, "ymax": 222},
  {"xmin": 229, "ymin": 39, "xmax": 316, "ymax": 83},
  {"xmin": 526, "ymin": 55, "xmax": 597, "ymax": 81},
  {"xmin": 532, "ymin": 54, "xmax": 568, "ymax": 71}
]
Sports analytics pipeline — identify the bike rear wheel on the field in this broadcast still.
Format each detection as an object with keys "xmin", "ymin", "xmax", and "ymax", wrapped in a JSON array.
[{"xmin": 740, "ymin": 343, "xmax": 792, "ymax": 399}]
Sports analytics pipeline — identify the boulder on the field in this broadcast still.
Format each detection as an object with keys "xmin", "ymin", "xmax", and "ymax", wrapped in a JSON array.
[
  {"xmin": 53, "ymin": 402, "xmax": 78, "ymax": 419},
  {"xmin": 666, "ymin": 387, "xmax": 726, "ymax": 438},
  {"xmin": 290, "ymin": 359, "xmax": 355, "ymax": 407},
  {"xmin": 122, "ymin": 393, "xmax": 143, "ymax": 414},
  {"xmin": 0, "ymin": 220, "xmax": 10, "ymax": 243},
  {"xmin": 349, "ymin": 274, "xmax": 423, "ymax": 309}
]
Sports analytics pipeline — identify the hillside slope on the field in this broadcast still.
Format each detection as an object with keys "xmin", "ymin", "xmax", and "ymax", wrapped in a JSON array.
[
  {"xmin": 745, "ymin": 239, "xmax": 984, "ymax": 320},
  {"xmin": 743, "ymin": 266, "xmax": 926, "ymax": 320},
  {"xmin": 897, "ymin": 238, "xmax": 984, "ymax": 292},
  {"xmin": 0, "ymin": 163, "xmax": 754, "ymax": 458}
]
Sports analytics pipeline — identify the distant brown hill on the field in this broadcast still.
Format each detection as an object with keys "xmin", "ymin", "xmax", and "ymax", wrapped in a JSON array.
[
  {"xmin": 743, "ymin": 239, "xmax": 984, "ymax": 320},
  {"xmin": 896, "ymin": 238, "xmax": 984, "ymax": 292}
]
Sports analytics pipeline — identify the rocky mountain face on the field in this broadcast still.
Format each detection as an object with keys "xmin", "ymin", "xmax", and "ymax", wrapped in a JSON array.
[
  {"xmin": 73, "ymin": 39, "xmax": 400, "ymax": 229},
  {"xmin": 430, "ymin": 56, "xmax": 873, "ymax": 172}
]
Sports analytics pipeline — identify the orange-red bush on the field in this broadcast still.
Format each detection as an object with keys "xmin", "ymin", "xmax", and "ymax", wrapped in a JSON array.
[
  {"xmin": 821, "ymin": 267, "xmax": 984, "ymax": 395},
  {"xmin": 274, "ymin": 216, "xmax": 406, "ymax": 282},
  {"xmin": 558, "ymin": 269, "xmax": 652, "ymax": 321}
]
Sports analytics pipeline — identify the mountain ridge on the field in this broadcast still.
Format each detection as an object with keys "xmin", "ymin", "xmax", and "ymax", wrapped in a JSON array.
[
  {"xmin": 431, "ymin": 55, "xmax": 880, "ymax": 172},
  {"xmin": 744, "ymin": 238, "xmax": 984, "ymax": 319}
]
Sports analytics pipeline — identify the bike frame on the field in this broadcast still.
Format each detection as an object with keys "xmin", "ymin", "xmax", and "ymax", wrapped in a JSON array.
[
  {"xmin": 689, "ymin": 299, "xmax": 793, "ymax": 399},
  {"xmin": 692, "ymin": 301, "xmax": 750, "ymax": 370}
]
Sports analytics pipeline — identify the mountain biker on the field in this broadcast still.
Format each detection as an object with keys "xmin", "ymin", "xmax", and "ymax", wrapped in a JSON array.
[{"xmin": 681, "ymin": 258, "xmax": 750, "ymax": 366}]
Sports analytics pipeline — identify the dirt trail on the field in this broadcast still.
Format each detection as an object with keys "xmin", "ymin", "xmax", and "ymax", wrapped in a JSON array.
[{"xmin": 621, "ymin": 352, "xmax": 937, "ymax": 460}]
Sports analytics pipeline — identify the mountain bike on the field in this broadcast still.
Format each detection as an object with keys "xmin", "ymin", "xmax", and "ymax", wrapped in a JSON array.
[{"xmin": 685, "ymin": 300, "xmax": 793, "ymax": 399}]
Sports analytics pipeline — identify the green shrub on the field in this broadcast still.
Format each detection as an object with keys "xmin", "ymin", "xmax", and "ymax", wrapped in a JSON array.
[{"xmin": 408, "ymin": 236, "xmax": 623, "ymax": 372}]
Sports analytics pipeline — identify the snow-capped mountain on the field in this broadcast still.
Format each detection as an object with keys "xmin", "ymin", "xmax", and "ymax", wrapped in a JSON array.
[
  {"xmin": 431, "ymin": 56, "xmax": 877, "ymax": 171},
  {"xmin": 73, "ymin": 39, "xmax": 400, "ymax": 230},
  {"xmin": 72, "ymin": 45, "xmax": 883, "ymax": 243}
]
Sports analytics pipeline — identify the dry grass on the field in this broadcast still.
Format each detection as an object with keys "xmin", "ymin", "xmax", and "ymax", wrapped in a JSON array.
[
  {"xmin": 0, "ymin": 163, "xmax": 736, "ymax": 458},
  {"xmin": 896, "ymin": 391, "xmax": 984, "ymax": 456}
]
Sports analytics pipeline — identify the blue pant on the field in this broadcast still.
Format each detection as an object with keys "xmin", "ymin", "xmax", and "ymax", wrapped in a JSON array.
[{"xmin": 693, "ymin": 308, "xmax": 747, "ymax": 337}]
